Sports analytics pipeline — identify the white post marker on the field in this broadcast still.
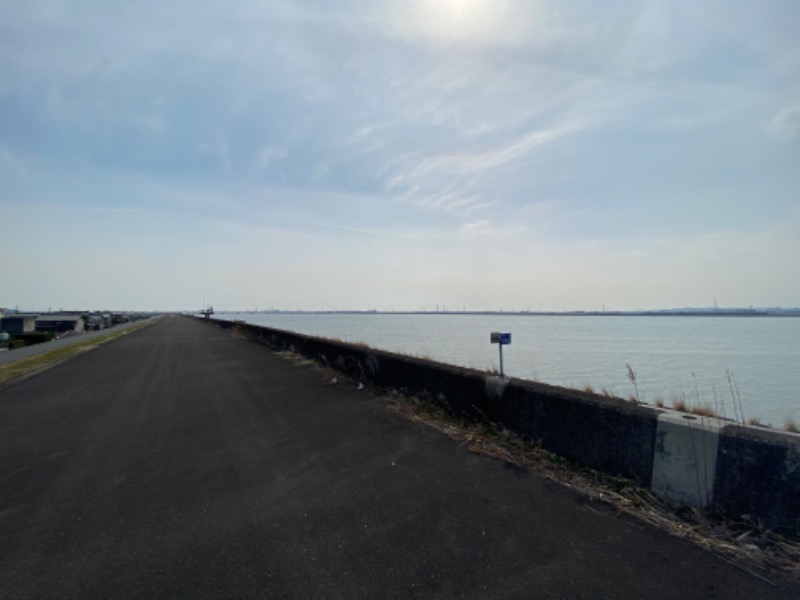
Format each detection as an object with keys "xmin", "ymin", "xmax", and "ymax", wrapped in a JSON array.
[{"xmin": 490, "ymin": 332, "xmax": 512, "ymax": 378}]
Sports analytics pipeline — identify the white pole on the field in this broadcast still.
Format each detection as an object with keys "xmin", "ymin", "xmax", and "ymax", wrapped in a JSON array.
[{"xmin": 499, "ymin": 344, "xmax": 505, "ymax": 378}]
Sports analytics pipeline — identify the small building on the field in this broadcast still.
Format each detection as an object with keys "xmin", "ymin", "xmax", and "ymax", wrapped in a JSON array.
[
  {"xmin": 85, "ymin": 315, "xmax": 103, "ymax": 331},
  {"xmin": 0, "ymin": 314, "xmax": 38, "ymax": 334},
  {"xmin": 35, "ymin": 315, "xmax": 85, "ymax": 335}
]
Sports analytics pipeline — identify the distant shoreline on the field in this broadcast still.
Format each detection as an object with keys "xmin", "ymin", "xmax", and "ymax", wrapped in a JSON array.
[{"xmin": 219, "ymin": 309, "xmax": 800, "ymax": 318}]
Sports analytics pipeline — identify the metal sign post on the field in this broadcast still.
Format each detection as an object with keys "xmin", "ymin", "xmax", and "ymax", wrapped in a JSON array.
[{"xmin": 490, "ymin": 332, "xmax": 512, "ymax": 378}]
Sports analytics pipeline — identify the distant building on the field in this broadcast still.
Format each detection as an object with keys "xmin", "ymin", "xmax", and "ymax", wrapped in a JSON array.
[
  {"xmin": 35, "ymin": 315, "xmax": 85, "ymax": 334},
  {"xmin": 0, "ymin": 314, "xmax": 38, "ymax": 334},
  {"xmin": 85, "ymin": 314, "xmax": 106, "ymax": 331}
]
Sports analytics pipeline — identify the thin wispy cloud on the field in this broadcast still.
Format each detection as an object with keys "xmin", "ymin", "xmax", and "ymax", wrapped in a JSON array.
[{"xmin": 767, "ymin": 105, "xmax": 800, "ymax": 142}]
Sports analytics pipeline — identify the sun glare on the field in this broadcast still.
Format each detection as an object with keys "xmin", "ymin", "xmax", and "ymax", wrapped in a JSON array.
[
  {"xmin": 448, "ymin": 0, "xmax": 470, "ymax": 18},
  {"xmin": 408, "ymin": 0, "xmax": 503, "ymax": 42}
]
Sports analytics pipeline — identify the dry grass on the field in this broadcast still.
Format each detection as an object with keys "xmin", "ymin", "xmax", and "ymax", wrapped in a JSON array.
[
  {"xmin": 611, "ymin": 365, "xmax": 785, "ymax": 426},
  {"xmin": 689, "ymin": 404, "xmax": 721, "ymax": 418},
  {"xmin": 582, "ymin": 384, "xmax": 595, "ymax": 395},
  {"xmin": 385, "ymin": 390, "xmax": 800, "ymax": 583},
  {"xmin": 271, "ymin": 349, "xmax": 340, "ymax": 384},
  {"xmin": 784, "ymin": 419, "xmax": 800, "ymax": 434},
  {"xmin": 230, "ymin": 328, "xmax": 250, "ymax": 340},
  {"xmin": 0, "ymin": 320, "xmax": 159, "ymax": 384},
  {"xmin": 274, "ymin": 351, "xmax": 317, "ymax": 369},
  {"xmin": 322, "ymin": 336, "xmax": 372, "ymax": 350},
  {"xmin": 625, "ymin": 363, "xmax": 640, "ymax": 403}
]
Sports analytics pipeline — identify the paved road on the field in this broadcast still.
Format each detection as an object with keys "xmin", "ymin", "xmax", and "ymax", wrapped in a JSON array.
[
  {"xmin": 0, "ymin": 318, "xmax": 159, "ymax": 365},
  {"xmin": 0, "ymin": 316, "xmax": 797, "ymax": 599}
]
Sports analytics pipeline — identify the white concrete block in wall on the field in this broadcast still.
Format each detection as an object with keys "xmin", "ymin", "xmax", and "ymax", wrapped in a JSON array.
[
  {"xmin": 651, "ymin": 412, "xmax": 727, "ymax": 508},
  {"xmin": 484, "ymin": 375, "xmax": 508, "ymax": 399}
]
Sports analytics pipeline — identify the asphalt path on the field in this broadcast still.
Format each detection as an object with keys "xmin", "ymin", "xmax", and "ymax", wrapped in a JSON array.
[{"xmin": 0, "ymin": 316, "xmax": 797, "ymax": 599}]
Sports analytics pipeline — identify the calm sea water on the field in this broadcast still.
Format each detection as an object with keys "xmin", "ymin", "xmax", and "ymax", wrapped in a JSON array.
[{"xmin": 221, "ymin": 313, "xmax": 799, "ymax": 427}]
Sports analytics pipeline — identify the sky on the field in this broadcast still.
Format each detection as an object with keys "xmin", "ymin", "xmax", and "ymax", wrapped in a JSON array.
[{"xmin": 1, "ymin": 1, "xmax": 799, "ymax": 312}]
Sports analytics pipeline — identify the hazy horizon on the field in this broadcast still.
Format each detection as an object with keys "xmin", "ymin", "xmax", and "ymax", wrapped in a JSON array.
[
  {"xmin": 2, "ymin": 1, "xmax": 799, "ymax": 311},
  {"xmin": 4, "ymin": 304, "xmax": 800, "ymax": 315}
]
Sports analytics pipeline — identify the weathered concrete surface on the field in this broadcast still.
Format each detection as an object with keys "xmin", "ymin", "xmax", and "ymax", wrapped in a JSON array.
[
  {"xmin": 652, "ymin": 413, "xmax": 724, "ymax": 507},
  {"xmin": 1, "ymin": 316, "xmax": 798, "ymax": 599},
  {"xmin": 714, "ymin": 425, "xmax": 800, "ymax": 535},
  {"xmin": 499, "ymin": 381, "xmax": 658, "ymax": 484}
]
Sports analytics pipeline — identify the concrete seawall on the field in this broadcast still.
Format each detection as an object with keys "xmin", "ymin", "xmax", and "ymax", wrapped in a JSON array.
[{"xmin": 208, "ymin": 317, "xmax": 800, "ymax": 537}]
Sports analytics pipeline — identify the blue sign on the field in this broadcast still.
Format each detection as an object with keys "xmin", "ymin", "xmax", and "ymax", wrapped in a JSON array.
[{"xmin": 499, "ymin": 333, "xmax": 511, "ymax": 345}]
